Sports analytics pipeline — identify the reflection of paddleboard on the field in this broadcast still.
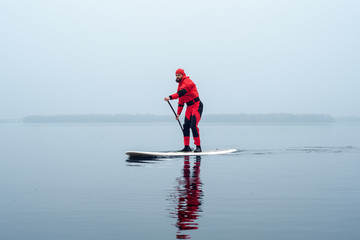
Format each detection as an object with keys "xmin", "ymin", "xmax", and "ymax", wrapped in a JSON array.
[{"xmin": 126, "ymin": 149, "xmax": 237, "ymax": 159}]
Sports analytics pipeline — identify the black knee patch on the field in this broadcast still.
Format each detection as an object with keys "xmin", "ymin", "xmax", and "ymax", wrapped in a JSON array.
[
  {"xmin": 190, "ymin": 115, "xmax": 199, "ymax": 137},
  {"xmin": 183, "ymin": 117, "xmax": 191, "ymax": 137}
]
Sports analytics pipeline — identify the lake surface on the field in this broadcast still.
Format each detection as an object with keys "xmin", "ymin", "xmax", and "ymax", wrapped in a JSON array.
[{"xmin": 1, "ymin": 123, "xmax": 360, "ymax": 240}]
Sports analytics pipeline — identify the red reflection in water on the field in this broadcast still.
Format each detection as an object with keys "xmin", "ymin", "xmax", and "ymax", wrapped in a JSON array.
[{"xmin": 170, "ymin": 156, "xmax": 203, "ymax": 239}]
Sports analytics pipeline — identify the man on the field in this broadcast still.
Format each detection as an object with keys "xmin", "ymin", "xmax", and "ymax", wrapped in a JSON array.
[{"xmin": 164, "ymin": 69, "xmax": 203, "ymax": 152}]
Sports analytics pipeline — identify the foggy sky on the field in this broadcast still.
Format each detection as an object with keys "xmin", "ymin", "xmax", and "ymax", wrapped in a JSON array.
[{"xmin": 1, "ymin": 0, "xmax": 359, "ymax": 118}]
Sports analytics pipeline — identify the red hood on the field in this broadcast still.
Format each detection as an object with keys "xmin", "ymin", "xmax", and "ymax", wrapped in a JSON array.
[{"xmin": 179, "ymin": 75, "xmax": 189, "ymax": 83}]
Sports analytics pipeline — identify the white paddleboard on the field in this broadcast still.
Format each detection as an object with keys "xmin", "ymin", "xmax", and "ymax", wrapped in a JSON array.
[{"xmin": 126, "ymin": 149, "xmax": 237, "ymax": 158}]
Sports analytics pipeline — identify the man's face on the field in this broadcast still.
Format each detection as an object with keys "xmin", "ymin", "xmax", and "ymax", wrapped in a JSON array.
[{"xmin": 176, "ymin": 74, "xmax": 183, "ymax": 82}]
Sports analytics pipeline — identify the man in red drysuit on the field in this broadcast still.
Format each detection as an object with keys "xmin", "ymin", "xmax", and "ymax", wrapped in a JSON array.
[{"xmin": 164, "ymin": 69, "xmax": 203, "ymax": 152}]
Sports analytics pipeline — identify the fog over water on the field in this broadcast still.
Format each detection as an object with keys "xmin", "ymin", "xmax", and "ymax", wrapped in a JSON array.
[{"xmin": 1, "ymin": 0, "xmax": 359, "ymax": 118}]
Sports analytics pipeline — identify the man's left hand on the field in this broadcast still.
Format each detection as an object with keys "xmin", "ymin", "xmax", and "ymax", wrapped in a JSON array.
[{"xmin": 164, "ymin": 97, "xmax": 170, "ymax": 101}]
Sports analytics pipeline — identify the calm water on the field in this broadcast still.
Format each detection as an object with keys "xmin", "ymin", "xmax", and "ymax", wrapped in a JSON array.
[{"xmin": 1, "ymin": 123, "xmax": 360, "ymax": 240}]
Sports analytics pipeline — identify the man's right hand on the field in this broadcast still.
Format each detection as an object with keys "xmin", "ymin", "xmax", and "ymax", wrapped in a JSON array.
[{"xmin": 176, "ymin": 115, "xmax": 180, "ymax": 120}]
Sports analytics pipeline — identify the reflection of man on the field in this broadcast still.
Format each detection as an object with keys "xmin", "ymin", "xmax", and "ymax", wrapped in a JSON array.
[
  {"xmin": 164, "ymin": 69, "xmax": 203, "ymax": 152},
  {"xmin": 172, "ymin": 156, "xmax": 203, "ymax": 239}
]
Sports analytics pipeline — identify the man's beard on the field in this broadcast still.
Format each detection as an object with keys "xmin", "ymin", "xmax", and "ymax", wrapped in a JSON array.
[{"xmin": 176, "ymin": 77, "xmax": 181, "ymax": 83}]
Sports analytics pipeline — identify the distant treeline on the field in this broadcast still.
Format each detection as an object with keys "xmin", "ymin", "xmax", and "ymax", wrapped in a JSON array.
[
  {"xmin": 23, "ymin": 114, "xmax": 168, "ymax": 123},
  {"xmin": 204, "ymin": 113, "xmax": 334, "ymax": 123},
  {"xmin": 22, "ymin": 113, "xmax": 335, "ymax": 124}
]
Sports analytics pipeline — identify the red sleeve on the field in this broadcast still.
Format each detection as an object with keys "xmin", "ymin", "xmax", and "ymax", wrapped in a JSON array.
[
  {"xmin": 170, "ymin": 88, "xmax": 187, "ymax": 100},
  {"xmin": 170, "ymin": 93, "xmax": 179, "ymax": 100}
]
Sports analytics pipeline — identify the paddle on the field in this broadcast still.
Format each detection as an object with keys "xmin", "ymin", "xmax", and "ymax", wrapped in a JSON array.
[{"xmin": 167, "ymin": 101, "xmax": 184, "ymax": 132}]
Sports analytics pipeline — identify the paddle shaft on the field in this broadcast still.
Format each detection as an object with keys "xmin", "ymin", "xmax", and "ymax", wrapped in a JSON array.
[{"xmin": 167, "ymin": 101, "xmax": 184, "ymax": 132}]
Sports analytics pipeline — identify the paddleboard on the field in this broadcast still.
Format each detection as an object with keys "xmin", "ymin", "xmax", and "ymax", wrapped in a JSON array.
[{"xmin": 126, "ymin": 149, "xmax": 237, "ymax": 159}]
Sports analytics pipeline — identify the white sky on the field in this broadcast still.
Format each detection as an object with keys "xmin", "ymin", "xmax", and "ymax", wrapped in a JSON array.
[{"xmin": 0, "ymin": 0, "xmax": 359, "ymax": 118}]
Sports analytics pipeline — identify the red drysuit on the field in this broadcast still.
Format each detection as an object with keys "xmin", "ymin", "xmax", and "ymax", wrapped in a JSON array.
[{"xmin": 170, "ymin": 72, "xmax": 203, "ymax": 146}]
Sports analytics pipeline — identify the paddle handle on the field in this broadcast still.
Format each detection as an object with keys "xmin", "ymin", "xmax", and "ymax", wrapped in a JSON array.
[{"xmin": 167, "ymin": 101, "xmax": 184, "ymax": 132}]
